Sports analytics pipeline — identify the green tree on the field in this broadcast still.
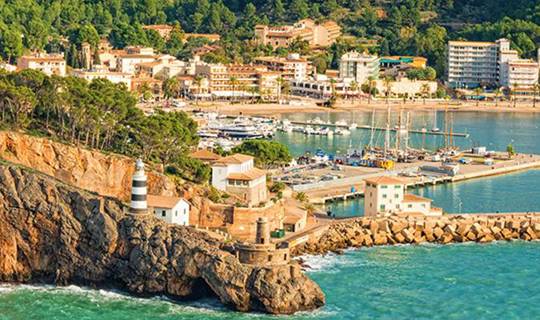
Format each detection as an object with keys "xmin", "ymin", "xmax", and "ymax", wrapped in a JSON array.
[
  {"xmin": 232, "ymin": 140, "xmax": 292, "ymax": 168},
  {"xmin": 0, "ymin": 27, "xmax": 23, "ymax": 63}
]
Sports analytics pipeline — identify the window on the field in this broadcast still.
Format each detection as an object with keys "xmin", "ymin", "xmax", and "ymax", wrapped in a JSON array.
[
  {"xmin": 395, "ymin": 185, "xmax": 401, "ymax": 189},
  {"xmin": 380, "ymin": 204, "xmax": 386, "ymax": 210},
  {"xmin": 395, "ymin": 194, "xmax": 399, "ymax": 198},
  {"xmin": 175, "ymin": 210, "xmax": 178, "ymax": 217},
  {"xmin": 381, "ymin": 185, "xmax": 388, "ymax": 189},
  {"xmin": 422, "ymin": 204, "xmax": 426, "ymax": 208},
  {"xmin": 162, "ymin": 210, "xmax": 166, "ymax": 217},
  {"xmin": 382, "ymin": 194, "xmax": 387, "ymax": 198},
  {"xmin": 408, "ymin": 204, "xmax": 413, "ymax": 208}
]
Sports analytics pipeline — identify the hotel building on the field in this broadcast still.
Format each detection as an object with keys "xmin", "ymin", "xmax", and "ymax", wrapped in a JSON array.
[
  {"xmin": 447, "ymin": 38, "xmax": 539, "ymax": 89},
  {"xmin": 254, "ymin": 53, "xmax": 312, "ymax": 80},
  {"xmin": 339, "ymin": 51, "xmax": 380, "ymax": 85},
  {"xmin": 255, "ymin": 19, "xmax": 341, "ymax": 49}
]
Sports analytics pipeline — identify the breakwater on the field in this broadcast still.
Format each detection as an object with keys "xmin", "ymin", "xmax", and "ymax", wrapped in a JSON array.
[{"xmin": 291, "ymin": 213, "xmax": 540, "ymax": 256}]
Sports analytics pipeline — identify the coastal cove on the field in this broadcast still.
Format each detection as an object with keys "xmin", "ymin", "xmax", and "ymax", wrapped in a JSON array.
[{"xmin": 2, "ymin": 241, "xmax": 540, "ymax": 320}]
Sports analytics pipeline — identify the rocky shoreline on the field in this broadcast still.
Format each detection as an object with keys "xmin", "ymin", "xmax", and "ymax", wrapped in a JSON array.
[
  {"xmin": 292, "ymin": 214, "xmax": 540, "ymax": 256},
  {"xmin": 0, "ymin": 163, "xmax": 324, "ymax": 314}
]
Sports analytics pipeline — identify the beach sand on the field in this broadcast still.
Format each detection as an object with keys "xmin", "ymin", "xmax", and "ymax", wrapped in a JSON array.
[{"xmin": 186, "ymin": 99, "xmax": 540, "ymax": 117}]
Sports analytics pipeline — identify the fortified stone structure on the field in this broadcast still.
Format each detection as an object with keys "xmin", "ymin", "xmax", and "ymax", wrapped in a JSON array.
[{"xmin": 236, "ymin": 217, "xmax": 290, "ymax": 266}]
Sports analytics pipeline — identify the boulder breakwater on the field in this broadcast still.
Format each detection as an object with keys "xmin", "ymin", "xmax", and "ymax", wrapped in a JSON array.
[{"xmin": 292, "ymin": 214, "xmax": 540, "ymax": 256}]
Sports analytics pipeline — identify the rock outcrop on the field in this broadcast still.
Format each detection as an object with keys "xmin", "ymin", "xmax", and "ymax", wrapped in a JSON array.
[
  {"xmin": 0, "ymin": 131, "xmax": 177, "ymax": 201},
  {"xmin": 292, "ymin": 214, "xmax": 540, "ymax": 256},
  {"xmin": 0, "ymin": 163, "xmax": 324, "ymax": 314}
]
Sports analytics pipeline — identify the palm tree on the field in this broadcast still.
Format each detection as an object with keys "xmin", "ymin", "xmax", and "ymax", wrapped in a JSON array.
[
  {"xmin": 366, "ymin": 76, "xmax": 376, "ymax": 104},
  {"xmin": 420, "ymin": 83, "xmax": 430, "ymax": 105},
  {"xmin": 350, "ymin": 80, "xmax": 358, "ymax": 103},
  {"xmin": 229, "ymin": 76, "xmax": 238, "ymax": 103},
  {"xmin": 473, "ymin": 87, "xmax": 483, "ymax": 107},
  {"xmin": 276, "ymin": 76, "xmax": 286, "ymax": 102},
  {"xmin": 533, "ymin": 84, "xmax": 540, "ymax": 108},
  {"xmin": 511, "ymin": 83, "xmax": 518, "ymax": 108},
  {"xmin": 194, "ymin": 75, "xmax": 203, "ymax": 105},
  {"xmin": 137, "ymin": 83, "xmax": 152, "ymax": 102},
  {"xmin": 383, "ymin": 77, "xmax": 393, "ymax": 104},
  {"xmin": 494, "ymin": 87, "xmax": 502, "ymax": 107}
]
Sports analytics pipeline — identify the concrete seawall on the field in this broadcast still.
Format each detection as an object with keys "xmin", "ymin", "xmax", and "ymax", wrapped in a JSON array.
[{"xmin": 291, "ymin": 213, "xmax": 540, "ymax": 256}]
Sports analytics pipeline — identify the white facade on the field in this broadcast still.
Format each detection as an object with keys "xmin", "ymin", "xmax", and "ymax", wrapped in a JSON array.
[
  {"xmin": 339, "ymin": 51, "xmax": 379, "ymax": 85},
  {"xmin": 211, "ymin": 155, "xmax": 254, "ymax": 191},
  {"xmin": 448, "ymin": 38, "xmax": 539, "ymax": 89},
  {"xmin": 364, "ymin": 177, "xmax": 405, "ymax": 216},
  {"xmin": 117, "ymin": 55, "xmax": 157, "ymax": 74},
  {"xmin": 17, "ymin": 53, "xmax": 67, "ymax": 77},
  {"xmin": 71, "ymin": 67, "xmax": 132, "ymax": 87},
  {"xmin": 291, "ymin": 75, "xmax": 360, "ymax": 98},
  {"xmin": 364, "ymin": 177, "xmax": 442, "ymax": 216},
  {"xmin": 149, "ymin": 197, "xmax": 190, "ymax": 226},
  {"xmin": 374, "ymin": 78, "xmax": 437, "ymax": 97},
  {"xmin": 500, "ymin": 59, "xmax": 539, "ymax": 88}
]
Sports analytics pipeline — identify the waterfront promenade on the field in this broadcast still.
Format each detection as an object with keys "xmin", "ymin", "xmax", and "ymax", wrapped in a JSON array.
[{"xmin": 299, "ymin": 154, "xmax": 540, "ymax": 204}]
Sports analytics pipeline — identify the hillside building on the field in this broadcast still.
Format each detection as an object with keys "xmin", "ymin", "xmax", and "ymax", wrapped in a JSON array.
[
  {"xmin": 71, "ymin": 66, "xmax": 132, "ymax": 88},
  {"xmin": 17, "ymin": 53, "xmax": 66, "ymax": 77},
  {"xmin": 255, "ymin": 19, "xmax": 341, "ymax": 49},
  {"xmin": 148, "ymin": 195, "xmax": 190, "ymax": 226},
  {"xmin": 211, "ymin": 154, "xmax": 268, "ymax": 206}
]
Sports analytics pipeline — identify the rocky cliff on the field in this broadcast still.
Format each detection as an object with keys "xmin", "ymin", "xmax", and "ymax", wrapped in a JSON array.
[
  {"xmin": 0, "ymin": 131, "xmax": 177, "ymax": 201},
  {"xmin": 0, "ymin": 163, "xmax": 324, "ymax": 314}
]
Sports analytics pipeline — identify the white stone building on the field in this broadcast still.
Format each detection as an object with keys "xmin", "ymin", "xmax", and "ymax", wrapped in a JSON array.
[
  {"xmin": 364, "ymin": 176, "xmax": 442, "ymax": 217},
  {"xmin": 254, "ymin": 53, "xmax": 312, "ymax": 80},
  {"xmin": 339, "ymin": 51, "xmax": 379, "ymax": 85},
  {"xmin": 71, "ymin": 66, "xmax": 132, "ymax": 87},
  {"xmin": 211, "ymin": 154, "xmax": 268, "ymax": 205},
  {"xmin": 148, "ymin": 195, "xmax": 190, "ymax": 226},
  {"xmin": 17, "ymin": 53, "xmax": 67, "ymax": 77}
]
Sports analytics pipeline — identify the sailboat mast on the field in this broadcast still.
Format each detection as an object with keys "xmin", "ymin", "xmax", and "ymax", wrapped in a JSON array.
[
  {"xmin": 384, "ymin": 104, "xmax": 391, "ymax": 157},
  {"xmin": 369, "ymin": 108, "xmax": 375, "ymax": 148}
]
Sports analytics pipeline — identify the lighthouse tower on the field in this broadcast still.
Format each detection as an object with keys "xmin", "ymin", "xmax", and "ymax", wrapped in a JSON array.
[{"xmin": 129, "ymin": 159, "xmax": 148, "ymax": 214}]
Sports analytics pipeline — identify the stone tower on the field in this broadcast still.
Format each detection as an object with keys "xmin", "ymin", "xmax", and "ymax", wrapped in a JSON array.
[
  {"xmin": 81, "ymin": 42, "xmax": 92, "ymax": 69},
  {"xmin": 255, "ymin": 217, "xmax": 270, "ymax": 245},
  {"xmin": 129, "ymin": 159, "xmax": 148, "ymax": 214}
]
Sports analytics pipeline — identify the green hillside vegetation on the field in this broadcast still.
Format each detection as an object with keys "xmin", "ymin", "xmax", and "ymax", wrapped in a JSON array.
[
  {"xmin": 2, "ymin": 1, "xmax": 540, "ymax": 79},
  {"xmin": 0, "ymin": 69, "xmax": 209, "ymax": 183}
]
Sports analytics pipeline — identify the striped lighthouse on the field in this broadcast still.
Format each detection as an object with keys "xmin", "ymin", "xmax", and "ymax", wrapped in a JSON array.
[{"xmin": 130, "ymin": 159, "xmax": 148, "ymax": 214}]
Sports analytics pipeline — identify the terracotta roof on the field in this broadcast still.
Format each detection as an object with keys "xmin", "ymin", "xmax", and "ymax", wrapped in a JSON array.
[
  {"xmin": 364, "ymin": 176, "xmax": 405, "ymax": 185},
  {"xmin": 227, "ymin": 168, "xmax": 266, "ymax": 181},
  {"xmin": 148, "ymin": 195, "xmax": 185, "ymax": 209},
  {"xmin": 213, "ymin": 153, "xmax": 254, "ymax": 165},
  {"xmin": 403, "ymin": 194, "xmax": 432, "ymax": 203},
  {"xmin": 190, "ymin": 149, "xmax": 221, "ymax": 161}
]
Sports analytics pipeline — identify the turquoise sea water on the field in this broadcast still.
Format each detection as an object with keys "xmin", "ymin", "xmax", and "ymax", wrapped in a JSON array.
[
  {"xmin": 2, "ymin": 242, "xmax": 540, "ymax": 319},
  {"xmin": 2, "ymin": 111, "xmax": 540, "ymax": 319}
]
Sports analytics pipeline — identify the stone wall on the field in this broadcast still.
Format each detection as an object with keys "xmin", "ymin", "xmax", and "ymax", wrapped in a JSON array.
[
  {"xmin": 230, "ymin": 202, "xmax": 285, "ymax": 241},
  {"xmin": 292, "ymin": 214, "xmax": 540, "ymax": 256}
]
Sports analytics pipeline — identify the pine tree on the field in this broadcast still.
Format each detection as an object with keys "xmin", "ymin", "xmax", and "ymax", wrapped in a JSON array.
[{"xmin": 274, "ymin": 0, "xmax": 285, "ymax": 22}]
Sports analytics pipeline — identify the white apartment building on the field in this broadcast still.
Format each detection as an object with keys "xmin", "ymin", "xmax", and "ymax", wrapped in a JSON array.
[
  {"xmin": 500, "ymin": 59, "xmax": 539, "ymax": 88},
  {"xmin": 364, "ymin": 176, "xmax": 442, "ymax": 217},
  {"xmin": 448, "ymin": 38, "xmax": 539, "ymax": 89},
  {"xmin": 71, "ymin": 66, "xmax": 132, "ymax": 87},
  {"xmin": 291, "ymin": 74, "xmax": 361, "ymax": 99},
  {"xmin": 17, "ymin": 53, "xmax": 67, "ymax": 77},
  {"xmin": 148, "ymin": 195, "xmax": 190, "ymax": 226},
  {"xmin": 339, "ymin": 51, "xmax": 379, "ymax": 85}
]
